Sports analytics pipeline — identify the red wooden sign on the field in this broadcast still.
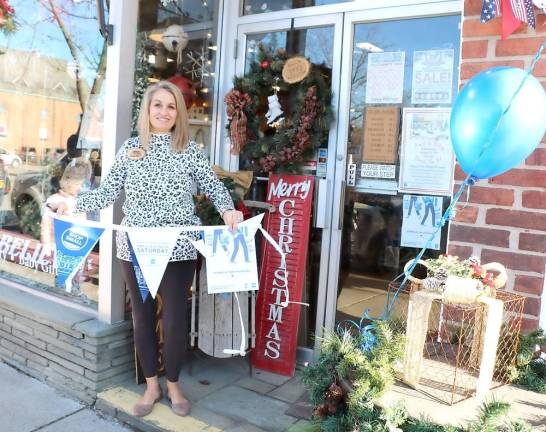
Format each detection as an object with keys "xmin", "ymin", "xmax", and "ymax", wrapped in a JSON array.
[{"xmin": 251, "ymin": 174, "xmax": 314, "ymax": 377}]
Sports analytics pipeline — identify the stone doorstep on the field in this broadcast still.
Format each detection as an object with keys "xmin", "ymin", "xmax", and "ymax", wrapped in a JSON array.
[
  {"xmin": 96, "ymin": 381, "xmax": 311, "ymax": 432},
  {"xmin": 97, "ymin": 386, "xmax": 229, "ymax": 432}
]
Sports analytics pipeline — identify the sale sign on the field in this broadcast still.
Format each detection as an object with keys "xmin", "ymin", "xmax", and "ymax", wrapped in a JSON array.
[{"xmin": 251, "ymin": 174, "xmax": 314, "ymax": 377}]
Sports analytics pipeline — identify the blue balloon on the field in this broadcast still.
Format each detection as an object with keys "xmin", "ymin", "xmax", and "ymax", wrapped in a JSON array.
[{"xmin": 450, "ymin": 67, "xmax": 546, "ymax": 179}]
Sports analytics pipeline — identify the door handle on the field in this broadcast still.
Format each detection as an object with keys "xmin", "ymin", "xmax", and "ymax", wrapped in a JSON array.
[
  {"xmin": 338, "ymin": 180, "xmax": 346, "ymax": 231},
  {"xmin": 313, "ymin": 178, "xmax": 329, "ymax": 229}
]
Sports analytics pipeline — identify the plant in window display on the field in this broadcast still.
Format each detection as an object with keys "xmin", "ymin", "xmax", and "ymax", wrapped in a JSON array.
[
  {"xmin": 0, "ymin": 0, "xmax": 16, "ymax": 33},
  {"xmin": 226, "ymin": 44, "xmax": 333, "ymax": 173}
]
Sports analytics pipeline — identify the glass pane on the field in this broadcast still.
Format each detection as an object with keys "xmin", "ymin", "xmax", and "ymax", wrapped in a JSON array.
[
  {"xmin": 336, "ymin": 15, "xmax": 461, "ymax": 324},
  {"xmin": 241, "ymin": 26, "xmax": 335, "ymax": 348},
  {"xmin": 133, "ymin": 0, "xmax": 220, "ymax": 158},
  {"xmin": 0, "ymin": 0, "xmax": 107, "ymax": 307},
  {"xmin": 243, "ymin": 0, "xmax": 350, "ymax": 15}
]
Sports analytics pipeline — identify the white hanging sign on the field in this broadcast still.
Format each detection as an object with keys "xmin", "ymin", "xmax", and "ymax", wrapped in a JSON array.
[
  {"xmin": 126, "ymin": 227, "xmax": 182, "ymax": 299},
  {"xmin": 191, "ymin": 214, "xmax": 264, "ymax": 294}
]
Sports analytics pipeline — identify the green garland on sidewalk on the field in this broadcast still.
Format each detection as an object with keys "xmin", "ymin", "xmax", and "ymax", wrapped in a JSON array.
[
  {"xmin": 301, "ymin": 320, "xmax": 404, "ymax": 431},
  {"xmin": 512, "ymin": 329, "xmax": 546, "ymax": 393},
  {"xmin": 302, "ymin": 320, "xmax": 536, "ymax": 431}
]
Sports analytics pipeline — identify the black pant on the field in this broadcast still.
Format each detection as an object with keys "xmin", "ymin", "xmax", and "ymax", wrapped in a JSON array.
[{"xmin": 120, "ymin": 259, "xmax": 196, "ymax": 382}]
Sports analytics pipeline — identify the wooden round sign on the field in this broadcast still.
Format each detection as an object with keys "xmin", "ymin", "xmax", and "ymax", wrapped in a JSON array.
[{"xmin": 282, "ymin": 57, "xmax": 311, "ymax": 84}]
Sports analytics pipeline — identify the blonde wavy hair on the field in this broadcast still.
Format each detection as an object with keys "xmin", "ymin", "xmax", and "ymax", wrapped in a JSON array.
[
  {"xmin": 60, "ymin": 157, "xmax": 92, "ymax": 192},
  {"xmin": 137, "ymin": 81, "xmax": 189, "ymax": 152}
]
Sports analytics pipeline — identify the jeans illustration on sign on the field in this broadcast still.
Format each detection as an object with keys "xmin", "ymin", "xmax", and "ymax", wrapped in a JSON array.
[{"xmin": 212, "ymin": 227, "xmax": 250, "ymax": 263}]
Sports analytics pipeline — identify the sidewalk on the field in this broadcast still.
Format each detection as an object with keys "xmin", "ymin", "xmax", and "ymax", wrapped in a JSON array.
[{"xmin": 0, "ymin": 361, "xmax": 133, "ymax": 432}]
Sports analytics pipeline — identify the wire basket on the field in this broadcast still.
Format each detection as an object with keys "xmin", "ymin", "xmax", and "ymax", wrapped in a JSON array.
[{"xmin": 392, "ymin": 285, "xmax": 525, "ymax": 405}]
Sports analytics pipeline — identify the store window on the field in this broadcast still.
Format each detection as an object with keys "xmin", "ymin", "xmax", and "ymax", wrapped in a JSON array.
[
  {"xmin": 133, "ymin": 0, "xmax": 220, "ymax": 158},
  {"xmin": 0, "ymin": 0, "xmax": 107, "ymax": 307},
  {"xmin": 242, "ymin": 0, "xmax": 350, "ymax": 15}
]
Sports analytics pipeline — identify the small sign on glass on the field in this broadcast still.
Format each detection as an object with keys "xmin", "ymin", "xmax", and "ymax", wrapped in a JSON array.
[{"xmin": 361, "ymin": 163, "xmax": 396, "ymax": 179}]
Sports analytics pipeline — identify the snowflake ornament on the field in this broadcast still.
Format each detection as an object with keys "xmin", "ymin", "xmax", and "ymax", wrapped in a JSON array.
[{"xmin": 184, "ymin": 47, "xmax": 211, "ymax": 84}]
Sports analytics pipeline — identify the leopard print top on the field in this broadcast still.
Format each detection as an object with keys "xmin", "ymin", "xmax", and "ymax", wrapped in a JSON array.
[{"xmin": 75, "ymin": 133, "xmax": 234, "ymax": 261}]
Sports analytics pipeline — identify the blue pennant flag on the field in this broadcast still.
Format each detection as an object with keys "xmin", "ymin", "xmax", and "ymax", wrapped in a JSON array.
[
  {"xmin": 126, "ymin": 236, "xmax": 150, "ymax": 302},
  {"xmin": 54, "ymin": 218, "xmax": 104, "ymax": 293}
]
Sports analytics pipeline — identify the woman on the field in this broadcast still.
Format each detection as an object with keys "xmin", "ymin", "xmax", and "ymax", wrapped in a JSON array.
[{"xmin": 55, "ymin": 81, "xmax": 243, "ymax": 417}]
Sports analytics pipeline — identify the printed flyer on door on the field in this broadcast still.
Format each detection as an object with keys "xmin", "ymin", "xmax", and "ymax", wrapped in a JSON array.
[{"xmin": 401, "ymin": 194, "xmax": 442, "ymax": 250}]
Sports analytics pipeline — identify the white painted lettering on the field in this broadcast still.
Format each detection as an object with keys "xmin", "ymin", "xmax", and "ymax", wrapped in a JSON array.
[
  {"xmin": 268, "ymin": 304, "xmax": 284, "ymax": 323},
  {"xmin": 279, "ymin": 199, "xmax": 295, "ymax": 217},
  {"xmin": 266, "ymin": 323, "xmax": 281, "ymax": 341},
  {"xmin": 271, "ymin": 287, "xmax": 287, "ymax": 305},
  {"xmin": 264, "ymin": 340, "xmax": 280, "ymax": 359}
]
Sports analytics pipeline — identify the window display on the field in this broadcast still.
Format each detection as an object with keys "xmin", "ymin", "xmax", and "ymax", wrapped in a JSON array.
[
  {"xmin": 242, "ymin": 0, "xmax": 350, "ymax": 15},
  {"xmin": 0, "ymin": 0, "xmax": 106, "ymax": 306},
  {"xmin": 133, "ymin": 0, "xmax": 220, "ymax": 158}
]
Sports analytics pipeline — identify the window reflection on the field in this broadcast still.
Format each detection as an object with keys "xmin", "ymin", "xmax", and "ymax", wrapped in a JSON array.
[
  {"xmin": 243, "ymin": 0, "xmax": 350, "ymax": 15},
  {"xmin": 133, "ymin": 0, "xmax": 220, "ymax": 158},
  {"xmin": 0, "ymin": 0, "xmax": 106, "ymax": 306}
]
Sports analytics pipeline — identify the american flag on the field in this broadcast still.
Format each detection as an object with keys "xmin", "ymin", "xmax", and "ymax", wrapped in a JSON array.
[
  {"xmin": 481, "ymin": 0, "xmax": 501, "ymax": 23},
  {"xmin": 509, "ymin": 0, "xmax": 536, "ymax": 28}
]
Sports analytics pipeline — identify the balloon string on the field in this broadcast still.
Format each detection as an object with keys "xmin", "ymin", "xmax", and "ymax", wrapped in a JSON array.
[
  {"xmin": 528, "ymin": 41, "xmax": 546, "ymax": 74},
  {"xmin": 384, "ymin": 34, "xmax": 546, "ymax": 321},
  {"xmin": 383, "ymin": 174, "xmax": 476, "ymax": 318}
]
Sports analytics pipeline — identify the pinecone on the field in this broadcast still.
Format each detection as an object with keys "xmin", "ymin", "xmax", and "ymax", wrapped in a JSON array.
[
  {"xmin": 313, "ymin": 403, "xmax": 329, "ymax": 419},
  {"xmin": 327, "ymin": 400, "xmax": 339, "ymax": 414},
  {"xmin": 435, "ymin": 267, "xmax": 449, "ymax": 282},
  {"xmin": 423, "ymin": 277, "xmax": 442, "ymax": 293},
  {"xmin": 467, "ymin": 256, "xmax": 480, "ymax": 266},
  {"xmin": 327, "ymin": 382, "xmax": 344, "ymax": 401}
]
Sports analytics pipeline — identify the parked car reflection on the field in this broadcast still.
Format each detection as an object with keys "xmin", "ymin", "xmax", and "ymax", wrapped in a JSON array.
[{"xmin": 0, "ymin": 147, "xmax": 22, "ymax": 167}]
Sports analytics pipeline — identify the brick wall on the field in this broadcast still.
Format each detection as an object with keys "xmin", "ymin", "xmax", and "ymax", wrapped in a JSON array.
[{"xmin": 448, "ymin": 0, "xmax": 546, "ymax": 332}]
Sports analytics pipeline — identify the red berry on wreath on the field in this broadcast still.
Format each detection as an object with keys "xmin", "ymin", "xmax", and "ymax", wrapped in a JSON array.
[{"xmin": 260, "ymin": 60, "xmax": 270, "ymax": 69}]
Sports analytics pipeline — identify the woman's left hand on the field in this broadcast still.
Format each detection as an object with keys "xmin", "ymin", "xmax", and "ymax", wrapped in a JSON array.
[{"xmin": 223, "ymin": 209, "xmax": 244, "ymax": 232}]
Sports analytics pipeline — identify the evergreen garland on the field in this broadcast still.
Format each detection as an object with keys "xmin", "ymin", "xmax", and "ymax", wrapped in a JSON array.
[
  {"xmin": 512, "ymin": 329, "xmax": 546, "ymax": 393},
  {"xmin": 301, "ymin": 320, "xmax": 404, "ymax": 431},
  {"xmin": 303, "ymin": 320, "xmax": 535, "ymax": 431},
  {"xmin": 227, "ymin": 45, "xmax": 332, "ymax": 173}
]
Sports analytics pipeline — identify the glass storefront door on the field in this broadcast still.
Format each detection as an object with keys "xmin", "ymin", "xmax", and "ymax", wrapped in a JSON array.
[
  {"xmin": 231, "ymin": 3, "xmax": 462, "ymax": 358},
  {"xmin": 325, "ymin": 11, "xmax": 461, "ymax": 331},
  {"xmin": 235, "ymin": 14, "xmax": 342, "ymax": 359}
]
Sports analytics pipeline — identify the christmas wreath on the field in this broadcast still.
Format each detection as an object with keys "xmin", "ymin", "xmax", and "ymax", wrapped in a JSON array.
[{"xmin": 225, "ymin": 45, "xmax": 332, "ymax": 173}]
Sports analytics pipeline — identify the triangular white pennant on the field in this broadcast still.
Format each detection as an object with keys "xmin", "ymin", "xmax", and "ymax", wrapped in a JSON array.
[{"xmin": 125, "ymin": 227, "xmax": 182, "ymax": 299}]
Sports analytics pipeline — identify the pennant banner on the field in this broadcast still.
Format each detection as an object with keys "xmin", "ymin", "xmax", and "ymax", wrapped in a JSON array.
[
  {"xmin": 126, "ymin": 236, "xmax": 150, "ymax": 302},
  {"xmin": 53, "ymin": 218, "xmax": 104, "ymax": 293},
  {"xmin": 53, "ymin": 214, "xmax": 291, "ymax": 359},
  {"xmin": 191, "ymin": 214, "xmax": 264, "ymax": 294},
  {"xmin": 125, "ymin": 227, "xmax": 182, "ymax": 299}
]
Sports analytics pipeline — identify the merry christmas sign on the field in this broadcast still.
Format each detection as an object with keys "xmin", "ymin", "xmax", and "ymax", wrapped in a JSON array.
[{"xmin": 251, "ymin": 174, "xmax": 314, "ymax": 376}]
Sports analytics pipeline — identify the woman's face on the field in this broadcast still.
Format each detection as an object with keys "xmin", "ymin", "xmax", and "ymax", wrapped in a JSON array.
[{"xmin": 149, "ymin": 88, "xmax": 177, "ymax": 133}]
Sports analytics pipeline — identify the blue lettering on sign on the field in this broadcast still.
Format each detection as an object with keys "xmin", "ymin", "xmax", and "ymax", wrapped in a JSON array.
[{"xmin": 60, "ymin": 228, "xmax": 89, "ymax": 252}]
